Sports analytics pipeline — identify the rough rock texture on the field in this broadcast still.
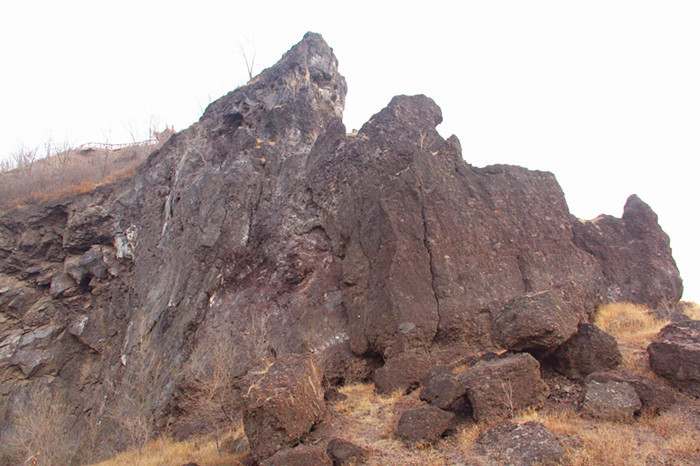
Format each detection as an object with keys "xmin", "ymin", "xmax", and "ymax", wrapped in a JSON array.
[
  {"xmin": 461, "ymin": 353, "xmax": 549, "ymax": 421},
  {"xmin": 586, "ymin": 370, "xmax": 676, "ymax": 413},
  {"xmin": 493, "ymin": 286, "xmax": 585, "ymax": 356},
  {"xmin": 647, "ymin": 320, "xmax": 700, "ymax": 397},
  {"xmin": 260, "ymin": 444, "xmax": 332, "ymax": 466},
  {"xmin": 0, "ymin": 32, "xmax": 684, "ymax": 448},
  {"xmin": 552, "ymin": 322, "xmax": 622, "ymax": 379},
  {"xmin": 326, "ymin": 438, "xmax": 367, "ymax": 465},
  {"xmin": 420, "ymin": 366, "xmax": 468, "ymax": 410},
  {"xmin": 373, "ymin": 352, "xmax": 431, "ymax": 394},
  {"xmin": 396, "ymin": 406, "xmax": 455, "ymax": 444},
  {"xmin": 243, "ymin": 354, "xmax": 326, "ymax": 460},
  {"xmin": 573, "ymin": 194, "xmax": 683, "ymax": 307},
  {"xmin": 476, "ymin": 421, "xmax": 564, "ymax": 466},
  {"xmin": 581, "ymin": 380, "xmax": 641, "ymax": 421}
]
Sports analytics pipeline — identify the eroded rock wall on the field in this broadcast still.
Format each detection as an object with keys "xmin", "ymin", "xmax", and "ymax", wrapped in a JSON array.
[{"xmin": 0, "ymin": 32, "xmax": 683, "ymax": 447}]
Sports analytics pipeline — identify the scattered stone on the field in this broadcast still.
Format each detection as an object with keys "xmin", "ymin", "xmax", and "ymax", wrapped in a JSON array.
[
  {"xmin": 462, "ymin": 353, "xmax": 548, "ymax": 421},
  {"xmin": 78, "ymin": 245, "xmax": 108, "ymax": 279},
  {"xmin": 476, "ymin": 420, "xmax": 564, "ymax": 466},
  {"xmin": 647, "ymin": 320, "xmax": 700, "ymax": 397},
  {"xmin": 373, "ymin": 352, "xmax": 431, "ymax": 394},
  {"xmin": 243, "ymin": 354, "xmax": 326, "ymax": 460},
  {"xmin": 326, "ymin": 438, "xmax": 366, "ymax": 465},
  {"xmin": 586, "ymin": 370, "xmax": 676, "ymax": 413},
  {"xmin": 324, "ymin": 387, "xmax": 348, "ymax": 403},
  {"xmin": 553, "ymin": 322, "xmax": 622, "ymax": 379},
  {"xmin": 49, "ymin": 272, "xmax": 77, "ymax": 298},
  {"xmin": 396, "ymin": 406, "xmax": 455, "ymax": 445},
  {"xmin": 581, "ymin": 380, "xmax": 641, "ymax": 421},
  {"xmin": 260, "ymin": 444, "xmax": 332, "ymax": 466}
]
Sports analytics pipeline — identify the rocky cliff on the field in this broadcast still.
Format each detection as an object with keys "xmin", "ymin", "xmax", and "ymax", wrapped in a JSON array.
[{"xmin": 0, "ymin": 32, "xmax": 683, "ymax": 452}]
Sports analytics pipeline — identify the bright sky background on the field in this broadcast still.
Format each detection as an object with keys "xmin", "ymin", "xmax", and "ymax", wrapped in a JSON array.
[{"xmin": 1, "ymin": 1, "xmax": 698, "ymax": 301}]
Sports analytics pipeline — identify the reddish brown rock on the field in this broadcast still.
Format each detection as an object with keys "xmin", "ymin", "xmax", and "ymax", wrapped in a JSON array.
[
  {"xmin": 552, "ymin": 322, "xmax": 622, "ymax": 379},
  {"xmin": 396, "ymin": 406, "xmax": 455, "ymax": 445},
  {"xmin": 572, "ymin": 194, "xmax": 683, "ymax": 307},
  {"xmin": 476, "ymin": 421, "xmax": 564, "ymax": 466},
  {"xmin": 462, "ymin": 353, "xmax": 549, "ymax": 421},
  {"xmin": 581, "ymin": 380, "xmax": 641, "ymax": 421},
  {"xmin": 260, "ymin": 444, "xmax": 332, "ymax": 466},
  {"xmin": 647, "ymin": 320, "xmax": 700, "ymax": 397},
  {"xmin": 243, "ymin": 354, "xmax": 326, "ymax": 460},
  {"xmin": 373, "ymin": 352, "xmax": 431, "ymax": 394},
  {"xmin": 492, "ymin": 286, "xmax": 584, "ymax": 356},
  {"xmin": 419, "ymin": 365, "xmax": 468, "ymax": 411},
  {"xmin": 326, "ymin": 438, "xmax": 366, "ymax": 465},
  {"xmin": 586, "ymin": 370, "xmax": 676, "ymax": 413}
]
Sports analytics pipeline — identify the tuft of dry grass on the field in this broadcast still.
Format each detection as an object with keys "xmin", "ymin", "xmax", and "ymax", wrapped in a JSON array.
[
  {"xmin": 595, "ymin": 302, "xmax": 670, "ymax": 346},
  {"xmin": 95, "ymin": 422, "xmax": 248, "ymax": 466},
  {"xmin": 594, "ymin": 302, "xmax": 671, "ymax": 378},
  {"xmin": 680, "ymin": 301, "xmax": 700, "ymax": 320}
]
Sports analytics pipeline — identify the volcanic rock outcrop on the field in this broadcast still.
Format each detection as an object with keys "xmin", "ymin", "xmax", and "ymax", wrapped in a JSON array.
[{"xmin": 0, "ymin": 32, "xmax": 684, "ymax": 453}]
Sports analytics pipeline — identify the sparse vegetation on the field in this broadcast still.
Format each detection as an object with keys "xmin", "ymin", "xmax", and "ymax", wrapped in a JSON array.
[{"xmin": 0, "ymin": 129, "xmax": 169, "ymax": 212}]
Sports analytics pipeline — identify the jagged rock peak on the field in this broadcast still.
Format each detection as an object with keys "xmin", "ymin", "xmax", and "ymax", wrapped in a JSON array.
[{"xmin": 200, "ymin": 32, "xmax": 347, "ymax": 150}]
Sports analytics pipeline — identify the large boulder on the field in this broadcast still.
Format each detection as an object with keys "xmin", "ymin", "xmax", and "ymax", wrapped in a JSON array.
[
  {"xmin": 476, "ymin": 420, "xmax": 564, "ymax": 466},
  {"xmin": 573, "ymin": 194, "xmax": 683, "ymax": 307},
  {"xmin": 243, "ymin": 354, "xmax": 326, "ymax": 460},
  {"xmin": 581, "ymin": 380, "xmax": 641, "ymax": 421},
  {"xmin": 396, "ymin": 406, "xmax": 455, "ymax": 445},
  {"xmin": 552, "ymin": 322, "xmax": 622, "ymax": 379},
  {"xmin": 647, "ymin": 320, "xmax": 700, "ymax": 397},
  {"xmin": 492, "ymin": 285, "xmax": 584, "ymax": 356},
  {"xmin": 461, "ymin": 353, "xmax": 549, "ymax": 421}
]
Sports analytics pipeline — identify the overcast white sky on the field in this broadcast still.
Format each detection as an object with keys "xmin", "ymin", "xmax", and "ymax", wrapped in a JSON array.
[{"xmin": 1, "ymin": 1, "xmax": 698, "ymax": 301}]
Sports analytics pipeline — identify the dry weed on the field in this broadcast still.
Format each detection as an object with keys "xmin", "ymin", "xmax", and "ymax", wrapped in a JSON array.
[
  {"xmin": 95, "ymin": 422, "xmax": 248, "ymax": 466},
  {"xmin": 595, "ymin": 302, "xmax": 669, "ymax": 346}
]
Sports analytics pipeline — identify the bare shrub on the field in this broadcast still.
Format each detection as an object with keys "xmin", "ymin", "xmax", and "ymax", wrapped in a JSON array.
[
  {"xmin": 1, "ymin": 389, "xmax": 78, "ymax": 466},
  {"xmin": 0, "ymin": 127, "xmax": 168, "ymax": 212}
]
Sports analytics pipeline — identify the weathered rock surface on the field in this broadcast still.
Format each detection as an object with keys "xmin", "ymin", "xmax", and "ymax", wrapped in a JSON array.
[
  {"xmin": 0, "ymin": 31, "xmax": 684, "ymax": 451},
  {"xmin": 581, "ymin": 380, "xmax": 641, "ymax": 421},
  {"xmin": 585, "ymin": 370, "xmax": 676, "ymax": 414},
  {"xmin": 260, "ymin": 444, "xmax": 332, "ymax": 466},
  {"xmin": 326, "ymin": 438, "xmax": 366, "ymax": 465},
  {"xmin": 573, "ymin": 194, "xmax": 683, "ymax": 307},
  {"xmin": 476, "ymin": 420, "xmax": 564, "ymax": 466},
  {"xmin": 243, "ymin": 354, "xmax": 326, "ymax": 460},
  {"xmin": 462, "ymin": 353, "xmax": 548, "ymax": 421},
  {"xmin": 420, "ymin": 365, "xmax": 468, "ymax": 410},
  {"xmin": 396, "ymin": 406, "xmax": 455, "ymax": 445},
  {"xmin": 492, "ymin": 285, "xmax": 584, "ymax": 356},
  {"xmin": 647, "ymin": 320, "xmax": 700, "ymax": 397},
  {"xmin": 552, "ymin": 322, "xmax": 622, "ymax": 379},
  {"xmin": 373, "ymin": 352, "xmax": 431, "ymax": 394}
]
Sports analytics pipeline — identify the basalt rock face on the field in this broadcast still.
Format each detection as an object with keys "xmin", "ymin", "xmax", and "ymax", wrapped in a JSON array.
[
  {"xmin": 0, "ymin": 32, "xmax": 684, "ymax": 446},
  {"xmin": 572, "ymin": 194, "xmax": 683, "ymax": 307}
]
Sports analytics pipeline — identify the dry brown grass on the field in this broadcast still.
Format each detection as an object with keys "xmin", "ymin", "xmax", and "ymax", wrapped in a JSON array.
[
  {"xmin": 95, "ymin": 422, "xmax": 248, "ymax": 466},
  {"xmin": 506, "ymin": 408, "xmax": 700, "ymax": 465},
  {"xmin": 0, "ymin": 141, "xmax": 157, "ymax": 212},
  {"xmin": 680, "ymin": 301, "xmax": 700, "ymax": 320},
  {"xmin": 595, "ymin": 302, "xmax": 670, "ymax": 346},
  {"xmin": 594, "ymin": 302, "xmax": 671, "ymax": 377}
]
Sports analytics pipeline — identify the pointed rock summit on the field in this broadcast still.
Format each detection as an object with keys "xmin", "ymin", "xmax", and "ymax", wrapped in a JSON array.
[{"xmin": 0, "ymin": 32, "xmax": 684, "ymax": 453}]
